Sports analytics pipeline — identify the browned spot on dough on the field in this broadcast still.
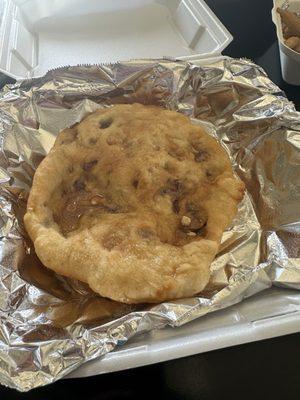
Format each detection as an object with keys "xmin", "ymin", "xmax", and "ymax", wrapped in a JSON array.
[
  {"xmin": 159, "ymin": 179, "xmax": 183, "ymax": 216},
  {"xmin": 191, "ymin": 140, "xmax": 205, "ymax": 151},
  {"xmin": 90, "ymin": 194, "xmax": 104, "ymax": 205},
  {"xmin": 184, "ymin": 202, "xmax": 207, "ymax": 234},
  {"xmin": 83, "ymin": 160, "xmax": 98, "ymax": 171},
  {"xmin": 104, "ymin": 203, "xmax": 120, "ymax": 213},
  {"xmin": 186, "ymin": 202, "xmax": 198, "ymax": 212},
  {"xmin": 195, "ymin": 150, "xmax": 209, "ymax": 162},
  {"xmin": 172, "ymin": 198, "xmax": 180, "ymax": 213},
  {"xmin": 190, "ymin": 217, "xmax": 206, "ymax": 231},
  {"xmin": 164, "ymin": 161, "xmax": 177, "ymax": 173},
  {"xmin": 106, "ymin": 136, "xmax": 117, "ymax": 145},
  {"xmin": 168, "ymin": 146, "xmax": 185, "ymax": 160},
  {"xmin": 57, "ymin": 191, "xmax": 105, "ymax": 234},
  {"xmin": 102, "ymin": 233, "xmax": 123, "ymax": 250},
  {"xmin": 132, "ymin": 179, "xmax": 139, "ymax": 188},
  {"xmin": 99, "ymin": 117, "xmax": 113, "ymax": 129},
  {"xmin": 89, "ymin": 138, "xmax": 97, "ymax": 145},
  {"xmin": 73, "ymin": 179, "xmax": 86, "ymax": 191},
  {"xmin": 206, "ymin": 169, "xmax": 218, "ymax": 181},
  {"xmin": 137, "ymin": 227, "xmax": 155, "ymax": 239},
  {"xmin": 160, "ymin": 179, "xmax": 183, "ymax": 196}
]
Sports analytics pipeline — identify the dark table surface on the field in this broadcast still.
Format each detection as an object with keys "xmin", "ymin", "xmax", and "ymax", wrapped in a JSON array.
[{"xmin": 1, "ymin": 0, "xmax": 300, "ymax": 399}]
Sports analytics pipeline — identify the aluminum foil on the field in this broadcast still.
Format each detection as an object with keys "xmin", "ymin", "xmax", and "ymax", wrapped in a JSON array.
[{"xmin": 0, "ymin": 57, "xmax": 299, "ymax": 392}]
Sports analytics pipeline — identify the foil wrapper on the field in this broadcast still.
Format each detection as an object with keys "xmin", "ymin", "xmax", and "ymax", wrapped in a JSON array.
[{"xmin": 0, "ymin": 57, "xmax": 299, "ymax": 392}]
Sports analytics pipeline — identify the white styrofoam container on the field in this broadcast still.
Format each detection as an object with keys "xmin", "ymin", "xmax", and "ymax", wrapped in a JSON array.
[
  {"xmin": 0, "ymin": 0, "xmax": 299, "ymax": 380},
  {"xmin": 272, "ymin": 0, "xmax": 300, "ymax": 85},
  {"xmin": 0, "ymin": 0, "xmax": 233, "ymax": 79},
  {"xmin": 68, "ymin": 288, "xmax": 300, "ymax": 379}
]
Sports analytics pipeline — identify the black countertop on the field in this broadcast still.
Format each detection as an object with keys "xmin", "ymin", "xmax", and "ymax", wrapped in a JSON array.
[
  {"xmin": 1, "ymin": 0, "xmax": 300, "ymax": 399},
  {"xmin": 207, "ymin": 0, "xmax": 300, "ymax": 110}
]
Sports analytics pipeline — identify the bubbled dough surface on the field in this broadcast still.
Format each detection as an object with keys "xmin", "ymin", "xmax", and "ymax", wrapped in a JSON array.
[{"xmin": 24, "ymin": 104, "xmax": 244, "ymax": 304}]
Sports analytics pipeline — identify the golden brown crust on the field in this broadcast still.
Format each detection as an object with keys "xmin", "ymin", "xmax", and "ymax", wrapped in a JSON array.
[{"xmin": 24, "ymin": 104, "xmax": 244, "ymax": 303}]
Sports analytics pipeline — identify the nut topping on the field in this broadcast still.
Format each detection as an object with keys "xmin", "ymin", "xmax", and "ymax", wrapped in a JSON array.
[{"xmin": 181, "ymin": 216, "xmax": 191, "ymax": 226}]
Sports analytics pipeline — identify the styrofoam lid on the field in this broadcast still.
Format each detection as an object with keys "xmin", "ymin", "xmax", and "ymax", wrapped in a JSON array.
[{"xmin": 0, "ymin": 0, "xmax": 233, "ymax": 79}]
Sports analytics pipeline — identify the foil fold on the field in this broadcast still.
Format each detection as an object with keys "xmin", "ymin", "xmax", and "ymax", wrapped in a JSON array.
[{"xmin": 0, "ymin": 57, "xmax": 299, "ymax": 391}]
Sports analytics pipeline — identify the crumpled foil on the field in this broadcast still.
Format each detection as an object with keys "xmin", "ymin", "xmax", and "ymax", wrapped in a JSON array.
[{"xmin": 0, "ymin": 57, "xmax": 299, "ymax": 392}]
